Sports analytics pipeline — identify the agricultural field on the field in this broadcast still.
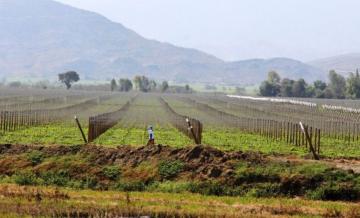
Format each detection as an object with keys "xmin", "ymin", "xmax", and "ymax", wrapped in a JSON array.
[{"xmin": 0, "ymin": 88, "xmax": 359, "ymax": 217}]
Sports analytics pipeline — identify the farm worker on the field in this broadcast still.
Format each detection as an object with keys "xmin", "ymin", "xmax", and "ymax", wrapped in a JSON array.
[{"xmin": 147, "ymin": 125, "xmax": 155, "ymax": 145}]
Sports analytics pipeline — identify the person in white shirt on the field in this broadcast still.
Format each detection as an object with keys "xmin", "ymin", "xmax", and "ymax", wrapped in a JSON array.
[{"xmin": 147, "ymin": 125, "xmax": 155, "ymax": 145}]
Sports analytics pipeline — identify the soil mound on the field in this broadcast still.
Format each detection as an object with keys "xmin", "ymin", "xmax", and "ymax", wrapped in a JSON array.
[{"xmin": 0, "ymin": 144, "xmax": 265, "ymax": 180}]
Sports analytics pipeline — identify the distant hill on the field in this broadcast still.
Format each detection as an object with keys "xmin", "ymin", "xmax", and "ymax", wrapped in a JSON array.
[
  {"xmin": 0, "ymin": 0, "xmax": 324, "ymax": 84},
  {"xmin": 308, "ymin": 53, "xmax": 360, "ymax": 75},
  {"xmin": 224, "ymin": 58, "xmax": 324, "ymax": 85}
]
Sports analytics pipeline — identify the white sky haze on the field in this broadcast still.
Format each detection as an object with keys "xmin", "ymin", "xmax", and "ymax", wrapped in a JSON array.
[{"xmin": 56, "ymin": 0, "xmax": 360, "ymax": 61}]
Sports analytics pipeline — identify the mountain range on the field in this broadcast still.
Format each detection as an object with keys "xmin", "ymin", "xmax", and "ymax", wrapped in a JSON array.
[
  {"xmin": 308, "ymin": 53, "xmax": 360, "ymax": 75},
  {"xmin": 0, "ymin": 0, "xmax": 357, "ymax": 85}
]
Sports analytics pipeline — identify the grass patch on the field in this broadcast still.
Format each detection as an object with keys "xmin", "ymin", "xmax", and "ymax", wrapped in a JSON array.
[
  {"xmin": 102, "ymin": 166, "xmax": 121, "ymax": 180},
  {"xmin": 93, "ymin": 125, "xmax": 192, "ymax": 147},
  {"xmin": 0, "ymin": 123, "xmax": 87, "ymax": 145},
  {"xmin": 158, "ymin": 160, "xmax": 185, "ymax": 180},
  {"xmin": 203, "ymin": 128, "xmax": 307, "ymax": 155},
  {"xmin": 26, "ymin": 150, "xmax": 44, "ymax": 166}
]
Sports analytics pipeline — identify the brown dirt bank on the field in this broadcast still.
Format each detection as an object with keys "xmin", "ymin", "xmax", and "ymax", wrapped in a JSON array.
[{"xmin": 0, "ymin": 143, "xmax": 265, "ymax": 181}]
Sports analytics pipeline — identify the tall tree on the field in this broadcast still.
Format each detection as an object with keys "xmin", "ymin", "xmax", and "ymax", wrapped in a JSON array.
[
  {"xmin": 280, "ymin": 78, "xmax": 294, "ymax": 97},
  {"xmin": 313, "ymin": 80, "xmax": 327, "ymax": 91},
  {"xmin": 119, "ymin": 78, "xmax": 133, "ymax": 92},
  {"xmin": 292, "ymin": 79, "xmax": 307, "ymax": 97},
  {"xmin": 161, "ymin": 81, "xmax": 169, "ymax": 92},
  {"xmin": 259, "ymin": 71, "xmax": 281, "ymax": 97},
  {"xmin": 328, "ymin": 70, "xmax": 346, "ymax": 99},
  {"xmin": 312, "ymin": 80, "xmax": 328, "ymax": 98},
  {"xmin": 346, "ymin": 69, "xmax": 360, "ymax": 98},
  {"xmin": 58, "ymin": 71, "xmax": 80, "ymax": 89},
  {"xmin": 259, "ymin": 81, "xmax": 279, "ymax": 96},
  {"xmin": 133, "ymin": 76, "xmax": 151, "ymax": 92},
  {"xmin": 149, "ymin": 80, "xmax": 157, "ymax": 91},
  {"xmin": 185, "ymin": 84, "xmax": 191, "ymax": 93},
  {"xmin": 268, "ymin": 71, "xmax": 281, "ymax": 84},
  {"xmin": 110, "ymin": 78, "xmax": 117, "ymax": 92}
]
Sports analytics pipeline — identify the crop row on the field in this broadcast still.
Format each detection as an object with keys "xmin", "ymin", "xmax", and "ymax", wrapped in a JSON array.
[
  {"xmin": 193, "ymin": 94, "xmax": 360, "ymax": 144},
  {"xmin": 0, "ymin": 94, "xmax": 120, "ymax": 133}
]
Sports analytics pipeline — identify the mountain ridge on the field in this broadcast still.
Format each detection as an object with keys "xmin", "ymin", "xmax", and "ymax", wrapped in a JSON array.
[
  {"xmin": 0, "ymin": 0, "xmax": 324, "ymax": 84},
  {"xmin": 308, "ymin": 53, "xmax": 360, "ymax": 75}
]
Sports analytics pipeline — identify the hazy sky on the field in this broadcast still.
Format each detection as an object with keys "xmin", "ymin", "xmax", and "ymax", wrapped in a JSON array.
[{"xmin": 56, "ymin": 0, "xmax": 360, "ymax": 61}]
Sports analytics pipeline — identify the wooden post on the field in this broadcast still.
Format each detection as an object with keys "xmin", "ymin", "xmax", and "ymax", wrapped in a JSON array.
[
  {"xmin": 75, "ymin": 116, "xmax": 88, "ymax": 144},
  {"xmin": 299, "ymin": 122, "xmax": 319, "ymax": 160},
  {"xmin": 317, "ymin": 128, "xmax": 321, "ymax": 154},
  {"xmin": 186, "ymin": 118, "xmax": 201, "ymax": 144}
]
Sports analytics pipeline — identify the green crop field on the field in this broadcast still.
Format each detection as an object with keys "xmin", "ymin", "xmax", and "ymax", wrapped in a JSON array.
[{"xmin": 0, "ymin": 88, "xmax": 359, "ymax": 217}]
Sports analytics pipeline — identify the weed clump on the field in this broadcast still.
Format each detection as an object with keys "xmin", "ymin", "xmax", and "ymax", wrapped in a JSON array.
[
  {"xmin": 307, "ymin": 183, "xmax": 360, "ymax": 201},
  {"xmin": 102, "ymin": 166, "xmax": 121, "ymax": 180},
  {"xmin": 158, "ymin": 160, "xmax": 184, "ymax": 180},
  {"xmin": 26, "ymin": 151, "xmax": 44, "ymax": 166},
  {"xmin": 41, "ymin": 170, "xmax": 70, "ymax": 186},
  {"xmin": 13, "ymin": 171, "xmax": 39, "ymax": 185},
  {"xmin": 246, "ymin": 183, "xmax": 281, "ymax": 197},
  {"xmin": 187, "ymin": 182, "xmax": 226, "ymax": 196},
  {"xmin": 115, "ymin": 181, "xmax": 146, "ymax": 192}
]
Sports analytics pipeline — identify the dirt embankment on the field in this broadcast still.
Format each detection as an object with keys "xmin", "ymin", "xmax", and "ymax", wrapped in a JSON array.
[
  {"xmin": 0, "ymin": 143, "xmax": 265, "ymax": 180},
  {"xmin": 0, "ymin": 143, "xmax": 359, "ymax": 177}
]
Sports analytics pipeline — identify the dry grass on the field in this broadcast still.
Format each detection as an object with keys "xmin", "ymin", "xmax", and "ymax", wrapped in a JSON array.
[{"xmin": 0, "ymin": 184, "xmax": 358, "ymax": 217}]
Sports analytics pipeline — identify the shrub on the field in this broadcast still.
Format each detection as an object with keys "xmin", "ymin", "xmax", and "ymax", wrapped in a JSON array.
[
  {"xmin": 13, "ymin": 171, "xmax": 39, "ymax": 186},
  {"xmin": 187, "ymin": 182, "xmax": 226, "ymax": 196},
  {"xmin": 246, "ymin": 183, "xmax": 281, "ymax": 198},
  {"xmin": 26, "ymin": 151, "xmax": 44, "ymax": 166},
  {"xmin": 40, "ymin": 170, "xmax": 70, "ymax": 186},
  {"xmin": 158, "ymin": 160, "xmax": 184, "ymax": 180},
  {"xmin": 147, "ymin": 181, "xmax": 191, "ymax": 193},
  {"xmin": 81, "ymin": 176, "xmax": 98, "ymax": 189},
  {"xmin": 102, "ymin": 166, "xmax": 121, "ymax": 180},
  {"xmin": 235, "ymin": 170, "xmax": 279, "ymax": 184},
  {"xmin": 307, "ymin": 183, "xmax": 360, "ymax": 201},
  {"xmin": 115, "ymin": 181, "xmax": 146, "ymax": 192}
]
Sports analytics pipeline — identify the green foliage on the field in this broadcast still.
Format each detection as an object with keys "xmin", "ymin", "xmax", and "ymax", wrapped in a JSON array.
[
  {"xmin": 292, "ymin": 79, "xmax": 307, "ymax": 97},
  {"xmin": 26, "ymin": 150, "xmax": 44, "ymax": 166},
  {"xmin": 346, "ymin": 70, "xmax": 360, "ymax": 98},
  {"xmin": 307, "ymin": 183, "xmax": 360, "ymax": 201},
  {"xmin": 147, "ymin": 181, "xmax": 191, "ymax": 193},
  {"xmin": 58, "ymin": 71, "xmax": 80, "ymax": 89},
  {"xmin": 110, "ymin": 78, "xmax": 117, "ymax": 92},
  {"xmin": 246, "ymin": 183, "xmax": 281, "ymax": 198},
  {"xmin": 186, "ymin": 181, "xmax": 243, "ymax": 196},
  {"xmin": 259, "ymin": 80, "xmax": 280, "ymax": 97},
  {"xmin": 115, "ymin": 181, "xmax": 146, "ymax": 192},
  {"xmin": 280, "ymin": 78, "xmax": 294, "ymax": 97},
  {"xmin": 259, "ymin": 69, "xmax": 360, "ymax": 99},
  {"xmin": 81, "ymin": 176, "xmax": 98, "ymax": 189},
  {"xmin": 133, "ymin": 75, "xmax": 154, "ymax": 92},
  {"xmin": 40, "ymin": 170, "xmax": 70, "ymax": 186},
  {"xmin": 268, "ymin": 71, "xmax": 281, "ymax": 84},
  {"xmin": 102, "ymin": 166, "xmax": 121, "ymax": 180},
  {"xmin": 119, "ymin": 78, "xmax": 133, "ymax": 92},
  {"xmin": 0, "ymin": 124, "xmax": 87, "ymax": 145},
  {"xmin": 94, "ymin": 126, "xmax": 192, "ymax": 148},
  {"xmin": 203, "ymin": 128, "xmax": 306, "ymax": 155},
  {"xmin": 259, "ymin": 71, "xmax": 281, "ymax": 97},
  {"xmin": 161, "ymin": 81, "xmax": 169, "ymax": 92},
  {"xmin": 158, "ymin": 160, "xmax": 184, "ymax": 180},
  {"xmin": 13, "ymin": 171, "xmax": 39, "ymax": 186},
  {"xmin": 328, "ymin": 70, "xmax": 346, "ymax": 99}
]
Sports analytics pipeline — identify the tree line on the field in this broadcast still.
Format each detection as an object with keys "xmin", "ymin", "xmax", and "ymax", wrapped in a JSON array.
[
  {"xmin": 55, "ymin": 71, "xmax": 191, "ymax": 93},
  {"xmin": 110, "ymin": 75, "xmax": 192, "ymax": 93},
  {"xmin": 259, "ymin": 69, "xmax": 360, "ymax": 99}
]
